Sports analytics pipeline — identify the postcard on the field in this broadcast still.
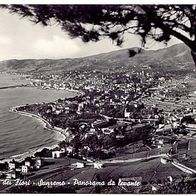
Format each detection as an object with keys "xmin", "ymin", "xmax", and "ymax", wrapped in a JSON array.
[{"xmin": 0, "ymin": 4, "xmax": 196, "ymax": 194}]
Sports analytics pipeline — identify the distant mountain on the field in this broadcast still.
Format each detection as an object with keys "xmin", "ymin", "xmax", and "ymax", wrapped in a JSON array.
[{"xmin": 0, "ymin": 43, "xmax": 195, "ymax": 74}]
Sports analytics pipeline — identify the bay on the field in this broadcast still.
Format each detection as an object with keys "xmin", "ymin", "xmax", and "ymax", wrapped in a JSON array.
[{"xmin": 0, "ymin": 73, "xmax": 76, "ymax": 160}]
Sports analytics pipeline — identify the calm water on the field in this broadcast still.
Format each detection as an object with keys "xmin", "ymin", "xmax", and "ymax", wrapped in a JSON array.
[{"xmin": 0, "ymin": 73, "xmax": 76, "ymax": 159}]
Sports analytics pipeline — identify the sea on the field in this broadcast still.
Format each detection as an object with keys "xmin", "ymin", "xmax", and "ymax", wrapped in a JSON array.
[{"xmin": 0, "ymin": 73, "xmax": 77, "ymax": 160}]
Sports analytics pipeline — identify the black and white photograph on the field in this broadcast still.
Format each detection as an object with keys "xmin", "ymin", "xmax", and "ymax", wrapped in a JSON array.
[{"xmin": 0, "ymin": 3, "xmax": 196, "ymax": 194}]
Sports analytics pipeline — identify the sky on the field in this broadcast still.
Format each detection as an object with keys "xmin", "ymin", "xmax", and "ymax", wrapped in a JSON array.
[{"xmin": 0, "ymin": 8, "xmax": 181, "ymax": 61}]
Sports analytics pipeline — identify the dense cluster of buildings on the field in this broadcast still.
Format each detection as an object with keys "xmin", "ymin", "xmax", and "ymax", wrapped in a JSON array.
[
  {"xmin": 0, "ymin": 157, "xmax": 42, "ymax": 179},
  {"xmin": 15, "ymin": 69, "xmax": 196, "ymax": 162},
  {"xmin": 16, "ymin": 69, "xmax": 168, "ymax": 161},
  {"xmin": 3, "ymin": 69, "xmax": 196, "ymax": 193},
  {"xmin": 29, "ymin": 70, "xmax": 158, "ymax": 91}
]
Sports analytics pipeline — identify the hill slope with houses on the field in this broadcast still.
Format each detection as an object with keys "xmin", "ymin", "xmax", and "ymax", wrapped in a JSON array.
[{"xmin": 0, "ymin": 43, "xmax": 195, "ymax": 75}]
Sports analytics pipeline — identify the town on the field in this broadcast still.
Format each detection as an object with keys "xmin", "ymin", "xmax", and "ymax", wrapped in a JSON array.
[{"xmin": 1, "ymin": 68, "xmax": 196, "ymax": 193}]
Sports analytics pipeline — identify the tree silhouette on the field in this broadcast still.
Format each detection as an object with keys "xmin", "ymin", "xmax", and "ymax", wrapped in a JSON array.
[{"xmin": 1, "ymin": 5, "xmax": 196, "ymax": 63}]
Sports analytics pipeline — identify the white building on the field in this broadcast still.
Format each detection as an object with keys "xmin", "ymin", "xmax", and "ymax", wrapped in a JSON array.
[
  {"xmin": 71, "ymin": 162, "xmax": 85, "ymax": 169},
  {"xmin": 158, "ymin": 124, "xmax": 165, "ymax": 129},
  {"xmin": 116, "ymin": 135, "xmax": 125, "ymax": 139},
  {"xmin": 22, "ymin": 165, "xmax": 29, "ymax": 174},
  {"xmin": 172, "ymin": 122, "xmax": 179, "ymax": 128},
  {"xmin": 124, "ymin": 108, "xmax": 131, "ymax": 118},
  {"xmin": 25, "ymin": 161, "xmax": 31, "ymax": 167},
  {"xmin": 6, "ymin": 171, "xmax": 17, "ymax": 179},
  {"xmin": 161, "ymin": 158, "xmax": 167, "ymax": 164},
  {"xmin": 55, "ymin": 109, "xmax": 62, "ymax": 115},
  {"xmin": 94, "ymin": 162, "xmax": 103, "ymax": 169},
  {"xmin": 35, "ymin": 158, "xmax": 42, "ymax": 169},
  {"xmin": 66, "ymin": 146, "xmax": 74, "ymax": 154},
  {"xmin": 78, "ymin": 102, "xmax": 84, "ymax": 113},
  {"xmin": 8, "ymin": 162, "xmax": 16, "ymax": 170},
  {"xmin": 158, "ymin": 139, "xmax": 164, "ymax": 145},
  {"xmin": 52, "ymin": 149, "xmax": 65, "ymax": 158},
  {"xmin": 102, "ymin": 128, "xmax": 114, "ymax": 135},
  {"xmin": 157, "ymin": 144, "xmax": 162, "ymax": 149}
]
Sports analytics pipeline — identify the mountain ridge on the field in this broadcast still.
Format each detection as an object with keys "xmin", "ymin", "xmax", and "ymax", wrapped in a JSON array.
[{"xmin": 0, "ymin": 43, "xmax": 195, "ymax": 74}]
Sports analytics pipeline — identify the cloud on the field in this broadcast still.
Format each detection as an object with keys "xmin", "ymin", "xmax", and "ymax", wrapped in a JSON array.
[
  {"xmin": 0, "ymin": 35, "xmax": 12, "ymax": 45},
  {"xmin": 0, "ymin": 10, "xmax": 181, "ymax": 61},
  {"xmin": 33, "ymin": 36, "xmax": 80, "ymax": 58}
]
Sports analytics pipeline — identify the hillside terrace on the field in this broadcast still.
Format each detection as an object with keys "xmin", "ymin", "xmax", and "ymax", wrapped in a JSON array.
[
  {"xmin": 3, "ymin": 69, "xmax": 196, "ymax": 192},
  {"xmin": 15, "ymin": 69, "xmax": 196, "ymax": 161}
]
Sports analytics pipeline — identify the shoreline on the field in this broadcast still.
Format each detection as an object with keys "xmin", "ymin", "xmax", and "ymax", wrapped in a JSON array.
[
  {"xmin": 1, "ymin": 106, "xmax": 67, "ymax": 163},
  {"xmin": 0, "ymin": 71, "xmax": 83, "ymax": 96},
  {"xmin": 0, "ymin": 72, "xmax": 82, "ymax": 163}
]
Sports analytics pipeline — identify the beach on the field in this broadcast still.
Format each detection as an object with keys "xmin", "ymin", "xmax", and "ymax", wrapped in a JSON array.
[
  {"xmin": 1, "ymin": 106, "xmax": 67, "ymax": 162},
  {"xmin": 0, "ymin": 72, "xmax": 82, "ymax": 162}
]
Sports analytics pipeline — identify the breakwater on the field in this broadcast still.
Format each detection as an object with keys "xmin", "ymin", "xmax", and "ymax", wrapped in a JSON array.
[{"xmin": 0, "ymin": 84, "xmax": 29, "ymax": 90}]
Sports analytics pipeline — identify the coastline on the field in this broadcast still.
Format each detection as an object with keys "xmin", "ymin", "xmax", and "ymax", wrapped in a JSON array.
[
  {"xmin": 0, "ymin": 71, "xmax": 83, "ymax": 96},
  {"xmin": 2, "ymin": 106, "xmax": 67, "ymax": 163},
  {"xmin": 0, "ymin": 72, "xmax": 82, "ymax": 163}
]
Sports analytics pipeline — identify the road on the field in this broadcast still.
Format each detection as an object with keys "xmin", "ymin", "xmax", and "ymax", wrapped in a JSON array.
[{"xmin": 100, "ymin": 153, "xmax": 168, "ymax": 164}]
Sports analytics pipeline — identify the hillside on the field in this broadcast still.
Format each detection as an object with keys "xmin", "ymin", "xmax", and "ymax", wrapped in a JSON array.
[{"xmin": 0, "ymin": 43, "xmax": 195, "ymax": 74}]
